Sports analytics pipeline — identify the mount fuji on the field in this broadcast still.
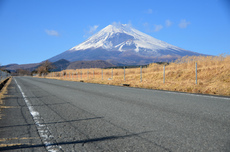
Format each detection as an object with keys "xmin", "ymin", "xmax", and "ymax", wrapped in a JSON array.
[{"xmin": 49, "ymin": 23, "xmax": 203, "ymax": 65}]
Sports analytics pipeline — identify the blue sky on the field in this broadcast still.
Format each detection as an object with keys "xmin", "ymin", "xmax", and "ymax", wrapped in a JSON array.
[{"xmin": 0, "ymin": 0, "xmax": 229, "ymax": 65}]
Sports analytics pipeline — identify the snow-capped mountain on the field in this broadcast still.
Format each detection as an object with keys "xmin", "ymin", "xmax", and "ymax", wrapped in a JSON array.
[
  {"xmin": 70, "ymin": 24, "xmax": 184, "ymax": 53},
  {"xmin": 49, "ymin": 23, "xmax": 203, "ymax": 65}
]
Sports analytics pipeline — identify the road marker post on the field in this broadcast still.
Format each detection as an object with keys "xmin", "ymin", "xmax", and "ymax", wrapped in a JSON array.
[
  {"xmin": 87, "ymin": 70, "xmax": 89, "ymax": 80},
  {"xmin": 93, "ymin": 70, "xmax": 95, "ymax": 79},
  {"xmin": 102, "ymin": 69, "xmax": 103, "ymax": 80},
  {"xmin": 195, "ymin": 62, "xmax": 197, "ymax": 84},
  {"xmin": 124, "ymin": 67, "xmax": 125, "ymax": 81},
  {"xmin": 140, "ymin": 66, "xmax": 142, "ymax": 82},
  {"xmin": 163, "ymin": 65, "xmax": 165, "ymax": 84}
]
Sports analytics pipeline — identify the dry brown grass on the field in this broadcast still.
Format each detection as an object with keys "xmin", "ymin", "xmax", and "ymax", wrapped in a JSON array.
[
  {"xmin": 0, "ymin": 77, "xmax": 12, "ymax": 119},
  {"xmin": 44, "ymin": 55, "xmax": 230, "ymax": 96},
  {"xmin": 0, "ymin": 77, "xmax": 12, "ymax": 103}
]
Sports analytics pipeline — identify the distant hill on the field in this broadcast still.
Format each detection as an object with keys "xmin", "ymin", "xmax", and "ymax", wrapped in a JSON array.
[
  {"xmin": 3, "ymin": 64, "xmax": 19, "ymax": 68},
  {"xmin": 0, "ymin": 63, "xmax": 40, "ymax": 72},
  {"xmin": 1, "ymin": 59, "xmax": 115, "ymax": 72},
  {"xmin": 67, "ymin": 60, "xmax": 115, "ymax": 69},
  {"xmin": 52, "ymin": 59, "xmax": 70, "ymax": 71}
]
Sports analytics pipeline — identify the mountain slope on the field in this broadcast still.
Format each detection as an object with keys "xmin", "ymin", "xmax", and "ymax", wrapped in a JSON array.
[
  {"xmin": 49, "ymin": 23, "xmax": 204, "ymax": 65},
  {"xmin": 52, "ymin": 59, "xmax": 70, "ymax": 71},
  {"xmin": 67, "ymin": 60, "xmax": 115, "ymax": 69}
]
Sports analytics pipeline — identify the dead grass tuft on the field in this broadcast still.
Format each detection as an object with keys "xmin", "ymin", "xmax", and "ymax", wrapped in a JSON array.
[{"xmin": 0, "ymin": 77, "xmax": 12, "ymax": 119}]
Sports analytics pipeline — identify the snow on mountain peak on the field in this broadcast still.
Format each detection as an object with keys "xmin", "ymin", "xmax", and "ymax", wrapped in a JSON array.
[
  {"xmin": 49, "ymin": 23, "xmax": 204, "ymax": 65},
  {"xmin": 69, "ymin": 23, "xmax": 185, "ymax": 53}
]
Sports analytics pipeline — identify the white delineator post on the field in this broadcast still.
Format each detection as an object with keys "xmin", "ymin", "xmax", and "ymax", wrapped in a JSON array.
[
  {"xmin": 124, "ymin": 67, "xmax": 125, "ymax": 81},
  {"xmin": 163, "ymin": 65, "xmax": 165, "ymax": 84},
  {"xmin": 102, "ymin": 69, "xmax": 103, "ymax": 80},
  {"xmin": 140, "ymin": 66, "xmax": 142, "ymax": 82},
  {"xmin": 87, "ymin": 70, "xmax": 89, "ymax": 80},
  {"xmin": 93, "ymin": 70, "xmax": 95, "ymax": 79},
  {"xmin": 195, "ymin": 62, "xmax": 197, "ymax": 84}
]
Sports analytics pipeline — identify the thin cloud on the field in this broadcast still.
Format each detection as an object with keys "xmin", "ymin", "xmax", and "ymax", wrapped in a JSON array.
[
  {"xmin": 145, "ymin": 9, "xmax": 153, "ymax": 14},
  {"xmin": 143, "ymin": 22, "xmax": 163, "ymax": 32},
  {"xmin": 154, "ymin": 24, "xmax": 163, "ymax": 32},
  {"xmin": 88, "ymin": 25, "xmax": 99, "ymax": 35},
  {"xmin": 112, "ymin": 21, "xmax": 123, "ymax": 27},
  {"xmin": 45, "ymin": 29, "xmax": 59, "ymax": 37},
  {"xmin": 179, "ymin": 19, "xmax": 190, "ymax": 28},
  {"xmin": 143, "ymin": 22, "xmax": 151, "ymax": 32},
  {"xmin": 84, "ymin": 25, "xmax": 99, "ymax": 37},
  {"xmin": 165, "ymin": 20, "xmax": 172, "ymax": 27},
  {"xmin": 143, "ymin": 22, "xmax": 149, "ymax": 27}
]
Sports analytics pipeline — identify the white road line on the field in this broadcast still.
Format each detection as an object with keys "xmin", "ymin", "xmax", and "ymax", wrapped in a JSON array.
[
  {"xmin": 161, "ymin": 90, "xmax": 230, "ymax": 100},
  {"xmin": 14, "ymin": 78, "xmax": 63, "ymax": 152}
]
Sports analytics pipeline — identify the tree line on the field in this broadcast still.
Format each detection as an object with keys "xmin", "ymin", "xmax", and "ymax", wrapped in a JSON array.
[{"xmin": 11, "ymin": 60, "xmax": 55, "ymax": 76}]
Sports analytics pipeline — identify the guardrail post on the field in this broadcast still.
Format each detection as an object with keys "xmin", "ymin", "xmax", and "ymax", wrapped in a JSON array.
[
  {"xmin": 140, "ymin": 66, "xmax": 142, "ymax": 82},
  {"xmin": 124, "ymin": 67, "xmax": 125, "ymax": 81},
  {"xmin": 102, "ymin": 69, "xmax": 103, "ymax": 80},
  {"xmin": 87, "ymin": 70, "xmax": 89, "ymax": 80},
  {"xmin": 195, "ymin": 62, "xmax": 197, "ymax": 84},
  {"xmin": 163, "ymin": 65, "xmax": 165, "ymax": 84},
  {"xmin": 93, "ymin": 70, "xmax": 95, "ymax": 79}
]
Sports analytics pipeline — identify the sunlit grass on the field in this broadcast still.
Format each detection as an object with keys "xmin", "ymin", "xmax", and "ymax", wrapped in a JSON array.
[{"xmin": 44, "ymin": 55, "xmax": 230, "ymax": 96}]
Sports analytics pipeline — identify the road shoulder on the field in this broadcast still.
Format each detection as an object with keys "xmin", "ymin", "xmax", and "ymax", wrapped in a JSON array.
[{"xmin": 0, "ymin": 78, "xmax": 46, "ymax": 151}]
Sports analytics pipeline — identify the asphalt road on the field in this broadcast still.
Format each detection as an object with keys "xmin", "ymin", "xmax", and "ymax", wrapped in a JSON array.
[{"xmin": 0, "ymin": 76, "xmax": 230, "ymax": 151}]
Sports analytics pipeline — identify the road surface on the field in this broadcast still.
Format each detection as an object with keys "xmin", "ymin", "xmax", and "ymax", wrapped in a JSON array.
[{"xmin": 0, "ymin": 76, "xmax": 229, "ymax": 151}]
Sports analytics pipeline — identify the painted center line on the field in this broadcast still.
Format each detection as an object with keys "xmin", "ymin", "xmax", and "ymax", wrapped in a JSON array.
[{"xmin": 14, "ymin": 78, "xmax": 63, "ymax": 152}]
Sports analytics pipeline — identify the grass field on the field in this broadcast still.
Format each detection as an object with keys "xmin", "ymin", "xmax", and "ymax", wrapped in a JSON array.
[{"xmin": 44, "ymin": 55, "xmax": 230, "ymax": 96}]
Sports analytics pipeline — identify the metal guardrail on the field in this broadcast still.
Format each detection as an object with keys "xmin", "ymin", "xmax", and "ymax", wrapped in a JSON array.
[{"xmin": 0, "ymin": 70, "xmax": 10, "ymax": 83}]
